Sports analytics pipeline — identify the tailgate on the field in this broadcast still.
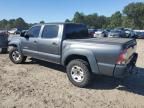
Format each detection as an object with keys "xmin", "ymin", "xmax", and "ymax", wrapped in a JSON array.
[{"xmin": 123, "ymin": 39, "xmax": 137, "ymax": 63}]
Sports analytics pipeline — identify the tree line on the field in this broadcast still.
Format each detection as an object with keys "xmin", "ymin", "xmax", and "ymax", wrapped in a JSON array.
[
  {"xmin": 0, "ymin": 18, "xmax": 29, "ymax": 30},
  {"xmin": 65, "ymin": 2, "xmax": 144, "ymax": 29},
  {"xmin": 0, "ymin": 2, "xmax": 143, "ymax": 30},
  {"xmin": 0, "ymin": 18, "xmax": 46, "ymax": 31}
]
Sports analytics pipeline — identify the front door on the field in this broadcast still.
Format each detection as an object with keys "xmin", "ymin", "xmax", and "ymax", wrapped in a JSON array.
[{"xmin": 21, "ymin": 25, "xmax": 41, "ymax": 58}]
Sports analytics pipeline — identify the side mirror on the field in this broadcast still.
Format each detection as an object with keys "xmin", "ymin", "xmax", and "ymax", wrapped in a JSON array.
[
  {"xmin": 20, "ymin": 31, "xmax": 26, "ymax": 37},
  {"xmin": 20, "ymin": 31, "xmax": 29, "ymax": 38}
]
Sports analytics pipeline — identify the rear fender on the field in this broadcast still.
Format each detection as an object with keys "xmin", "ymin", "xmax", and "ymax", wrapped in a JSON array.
[{"xmin": 62, "ymin": 49, "xmax": 99, "ymax": 74}]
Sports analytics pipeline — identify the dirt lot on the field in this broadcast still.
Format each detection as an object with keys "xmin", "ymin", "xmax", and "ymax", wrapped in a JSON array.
[{"xmin": 0, "ymin": 40, "xmax": 144, "ymax": 108}]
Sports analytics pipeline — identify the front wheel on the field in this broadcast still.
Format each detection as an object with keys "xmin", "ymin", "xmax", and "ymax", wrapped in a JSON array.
[
  {"xmin": 66, "ymin": 59, "xmax": 91, "ymax": 88},
  {"xmin": 9, "ymin": 47, "xmax": 27, "ymax": 64}
]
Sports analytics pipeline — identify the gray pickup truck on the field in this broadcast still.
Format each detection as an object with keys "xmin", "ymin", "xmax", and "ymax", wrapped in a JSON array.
[{"xmin": 9, "ymin": 23, "xmax": 138, "ymax": 87}]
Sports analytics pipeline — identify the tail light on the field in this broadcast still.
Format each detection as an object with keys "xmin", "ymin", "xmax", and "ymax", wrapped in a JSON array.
[{"xmin": 117, "ymin": 49, "xmax": 128, "ymax": 65}]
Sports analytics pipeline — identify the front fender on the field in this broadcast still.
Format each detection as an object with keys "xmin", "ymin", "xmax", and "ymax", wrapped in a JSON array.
[
  {"xmin": 8, "ymin": 40, "xmax": 21, "ymax": 52},
  {"xmin": 62, "ymin": 48, "xmax": 99, "ymax": 74}
]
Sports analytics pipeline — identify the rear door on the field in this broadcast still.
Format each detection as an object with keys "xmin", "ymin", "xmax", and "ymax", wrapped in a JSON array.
[{"xmin": 37, "ymin": 24, "xmax": 62, "ymax": 64}]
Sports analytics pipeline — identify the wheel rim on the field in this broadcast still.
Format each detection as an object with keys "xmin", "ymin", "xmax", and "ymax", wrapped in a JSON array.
[
  {"xmin": 12, "ymin": 50, "xmax": 21, "ymax": 62},
  {"xmin": 71, "ymin": 66, "xmax": 84, "ymax": 82}
]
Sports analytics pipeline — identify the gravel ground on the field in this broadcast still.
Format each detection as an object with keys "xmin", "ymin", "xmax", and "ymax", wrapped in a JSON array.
[{"xmin": 0, "ymin": 39, "xmax": 144, "ymax": 108}]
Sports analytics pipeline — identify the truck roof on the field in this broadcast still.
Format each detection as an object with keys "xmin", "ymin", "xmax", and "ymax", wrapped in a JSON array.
[{"xmin": 35, "ymin": 22, "xmax": 85, "ymax": 26}]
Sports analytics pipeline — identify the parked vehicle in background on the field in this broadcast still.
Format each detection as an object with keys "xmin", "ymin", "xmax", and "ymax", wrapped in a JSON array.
[
  {"xmin": 8, "ymin": 28, "xmax": 20, "ymax": 35},
  {"xmin": 0, "ymin": 30, "xmax": 8, "ymax": 53},
  {"xmin": 88, "ymin": 29, "xmax": 97, "ymax": 37},
  {"xmin": 108, "ymin": 30, "xmax": 121, "ymax": 38},
  {"xmin": 8, "ymin": 34, "xmax": 20, "ymax": 42},
  {"xmin": 9, "ymin": 23, "xmax": 138, "ymax": 88},
  {"xmin": 8, "ymin": 30, "xmax": 28, "ymax": 42},
  {"xmin": 94, "ymin": 29, "xmax": 107, "ymax": 38},
  {"xmin": 135, "ymin": 32, "xmax": 144, "ymax": 39},
  {"xmin": 108, "ymin": 29, "xmax": 126, "ymax": 38},
  {"xmin": 124, "ymin": 28, "xmax": 135, "ymax": 38}
]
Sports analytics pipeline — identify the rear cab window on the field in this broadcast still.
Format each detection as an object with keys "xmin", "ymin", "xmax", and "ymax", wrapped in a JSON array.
[{"xmin": 64, "ymin": 24, "xmax": 89, "ymax": 39}]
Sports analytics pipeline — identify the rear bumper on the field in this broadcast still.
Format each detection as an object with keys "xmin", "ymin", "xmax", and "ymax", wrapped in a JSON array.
[{"xmin": 113, "ymin": 53, "xmax": 138, "ymax": 78}]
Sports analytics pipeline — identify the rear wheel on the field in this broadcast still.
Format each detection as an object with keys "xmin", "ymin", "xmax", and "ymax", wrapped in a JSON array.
[
  {"xmin": 66, "ymin": 59, "xmax": 91, "ymax": 88},
  {"xmin": 9, "ymin": 47, "xmax": 27, "ymax": 64}
]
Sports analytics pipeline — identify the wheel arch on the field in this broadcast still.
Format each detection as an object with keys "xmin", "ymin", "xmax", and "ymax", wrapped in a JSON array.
[
  {"xmin": 8, "ymin": 41, "xmax": 21, "ymax": 52},
  {"xmin": 62, "ymin": 49, "xmax": 99, "ymax": 74},
  {"xmin": 8, "ymin": 44, "xmax": 17, "ymax": 48},
  {"xmin": 64, "ymin": 54, "xmax": 89, "ymax": 66}
]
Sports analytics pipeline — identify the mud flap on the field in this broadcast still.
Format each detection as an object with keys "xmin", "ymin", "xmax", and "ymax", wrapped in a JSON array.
[{"xmin": 127, "ymin": 53, "xmax": 138, "ymax": 75}]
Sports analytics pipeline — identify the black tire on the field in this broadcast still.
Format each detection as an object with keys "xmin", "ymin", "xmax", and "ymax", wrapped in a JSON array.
[
  {"xmin": 66, "ymin": 59, "xmax": 91, "ymax": 88},
  {"xmin": 9, "ymin": 47, "xmax": 27, "ymax": 64}
]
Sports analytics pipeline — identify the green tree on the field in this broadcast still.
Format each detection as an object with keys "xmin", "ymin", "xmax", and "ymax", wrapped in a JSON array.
[
  {"xmin": 123, "ymin": 2, "xmax": 144, "ymax": 29},
  {"xmin": 40, "ymin": 21, "xmax": 45, "ymax": 24},
  {"xmin": 97, "ymin": 15, "xmax": 107, "ymax": 28},
  {"xmin": 9, "ymin": 19, "xmax": 16, "ymax": 29},
  {"xmin": 14, "ymin": 17, "xmax": 29, "ymax": 30},
  {"xmin": 103, "ymin": 17, "xmax": 111, "ymax": 28},
  {"xmin": 84, "ymin": 13, "xmax": 98, "ymax": 28},
  {"xmin": 0, "ymin": 19, "xmax": 8, "ymax": 29},
  {"xmin": 122, "ymin": 16, "xmax": 133, "ymax": 28},
  {"xmin": 109, "ymin": 11, "xmax": 122, "ymax": 28},
  {"xmin": 0, "ymin": 18, "xmax": 29, "ymax": 30},
  {"xmin": 72, "ymin": 12, "xmax": 85, "ymax": 23},
  {"xmin": 65, "ymin": 19, "xmax": 71, "ymax": 22},
  {"xmin": 72, "ymin": 12, "xmax": 109, "ymax": 29}
]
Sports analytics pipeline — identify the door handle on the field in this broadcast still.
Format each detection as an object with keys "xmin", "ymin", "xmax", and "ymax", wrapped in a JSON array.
[
  {"xmin": 34, "ymin": 40, "xmax": 37, "ymax": 43},
  {"xmin": 52, "ymin": 42, "xmax": 57, "ymax": 46}
]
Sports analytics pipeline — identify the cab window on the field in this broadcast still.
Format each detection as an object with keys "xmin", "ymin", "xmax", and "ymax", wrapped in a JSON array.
[
  {"xmin": 27, "ymin": 26, "xmax": 41, "ymax": 38},
  {"xmin": 42, "ymin": 25, "xmax": 59, "ymax": 38}
]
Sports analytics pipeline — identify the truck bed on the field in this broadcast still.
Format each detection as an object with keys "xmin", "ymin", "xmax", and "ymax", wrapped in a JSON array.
[{"xmin": 69, "ymin": 38, "xmax": 136, "ymax": 46}]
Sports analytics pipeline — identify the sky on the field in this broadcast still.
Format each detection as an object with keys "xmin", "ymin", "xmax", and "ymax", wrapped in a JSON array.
[{"xmin": 0, "ymin": 0, "xmax": 143, "ymax": 23}]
